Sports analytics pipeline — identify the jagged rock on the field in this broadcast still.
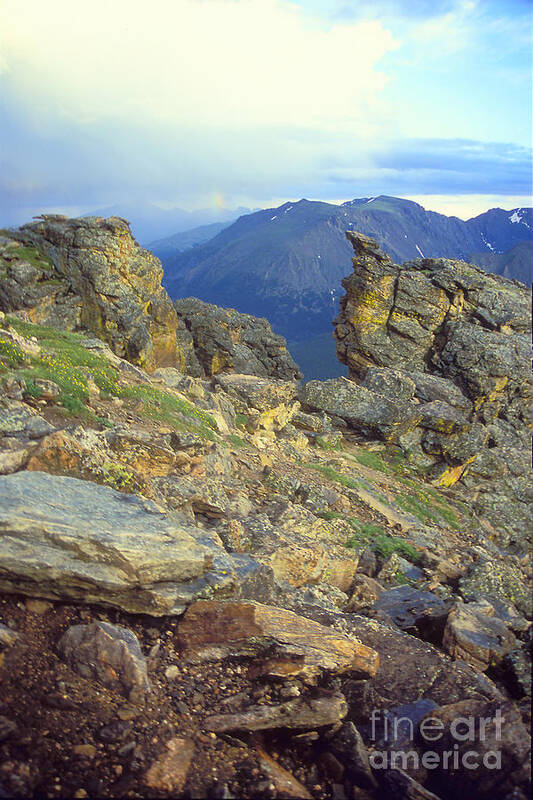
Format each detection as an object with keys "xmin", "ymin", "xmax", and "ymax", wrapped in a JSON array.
[
  {"xmin": 404, "ymin": 370, "xmax": 473, "ymax": 412},
  {"xmin": 300, "ymin": 377, "xmax": 421, "ymax": 441},
  {"xmin": 106, "ymin": 430, "xmax": 187, "ymax": 478},
  {"xmin": 217, "ymin": 510, "xmax": 356, "ymax": 590},
  {"xmin": 327, "ymin": 613, "xmax": 504, "ymax": 714},
  {"xmin": 418, "ymin": 401, "xmax": 470, "ymax": 434},
  {"xmin": 333, "ymin": 232, "xmax": 531, "ymax": 549},
  {"xmin": 0, "ymin": 238, "xmax": 79, "ymax": 329},
  {"xmin": 12, "ymin": 216, "xmax": 180, "ymax": 370},
  {"xmin": 362, "ymin": 366, "xmax": 416, "ymax": 401},
  {"xmin": 177, "ymin": 600, "xmax": 379, "ymax": 682},
  {"xmin": 0, "ymin": 447, "xmax": 31, "ymax": 475},
  {"xmin": 0, "ymin": 624, "xmax": 19, "ymax": 648},
  {"xmin": 204, "ymin": 691, "xmax": 348, "ymax": 732},
  {"xmin": 153, "ymin": 475, "xmax": 230, "ymax": 517},
  {"xmin": 345, "ymin": 575, "xmax": 384, "ymax": 612},
  {"xmin": 442, "ymin": 602, "xmax": 516, "ymax": 671},
  {"xmin": 58, "ymin": 622, "xmax": 150, "ymax": 702},
  {"xmin": 216, "ymin": 373, "xmax": 298, "ymax": 413},
  {"xmin": 173, "ymin": 297, "xmax": 301, "ymax": 379},
  {"xmin": 0, "ymin": 471, "xmax": 238, "ymax": 615},
  {"xmin": 502, "ymin": 645, "xmax": 532, "ymax": 699},
  {"xmin": 143, "ymin": 736, "xmax": 195, "ymax": 793},
  {"xmin": 329, "ymin": 721, "xmax": 377, "ymax": 788}
]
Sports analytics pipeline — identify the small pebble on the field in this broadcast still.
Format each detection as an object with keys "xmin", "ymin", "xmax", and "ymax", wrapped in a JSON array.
[
  {"xmin": 165, "ymin": 665, "xmax": 180, "ymax": 680},
  {"xmin": 73, "ymin": 744, "xmax": 96, "ymax": 759}
]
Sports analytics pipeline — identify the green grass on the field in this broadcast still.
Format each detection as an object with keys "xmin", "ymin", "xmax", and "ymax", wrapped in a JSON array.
[
  {"xmin": 3, "ymin": 244, "xmax": 54, "ymax": 272},
  {"xmin": 351, "ymin": 449, "xmax": 390, "ymax": 473},
  {"xmin": 235, "ymin": 413, "xmax": 248, "ymax": 429},
  {"xmin": 228, "ymin": 433, "xmax": 246, "ymax": 448},
  {"xmin": 322, "ymin": 512, "xmax": 422, "ymax": 564},
  {"xmin": 316, "ymin": 436, "xmax": 343, "ymax": 452},
  {"xmin": 5, "ymin": 316, "xmax": 218, "ymax": 440},
  {"xmin": 306, "ymin": 462, "xmax": 363, "ymax": 490},
  {"xmin": 395, "ymin": 489, "xmax": 460, "ymax": 528}
]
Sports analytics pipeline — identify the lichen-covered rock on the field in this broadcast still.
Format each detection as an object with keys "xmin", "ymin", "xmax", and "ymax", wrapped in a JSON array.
[
  {"xmin": 216, "ymin": 373, "xmax": 299, "ymax": 412},
  {"xmin": 173, "ymin": 297, "xmax": 301, "ymax": 379},
  {"xmin": 459, "ymin": 560, "xmax": 532, "ymax": 618},
  {"xmin": 11, "ymin": 216, "xmax": 180, "ymax": 371},
  {"xmin": 300, "ymin": 377, "xmax": 421, "ymax": 441},
  {"xmin": 333, "ymin": 232, "xmax": 531, "ymax": 549}
]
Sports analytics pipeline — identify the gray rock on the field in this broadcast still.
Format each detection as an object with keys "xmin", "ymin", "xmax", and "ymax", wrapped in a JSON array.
[
  {"xmin": 0, "ymin": 471, "xmax": 238, "ymax": 615},
  {"xmin": 460, "ymin": 560, "xmax": 532, "ymax": 618},
  {"xmin": 442, "ymin": 602, "xmax": 516, "ymax": 672},
  {"xmin": 362, "ymin": 366, "xmax": 416, "ymax": 401},
  {"xmin": 374, "ymin": 586, "xmax": 452, "ymax": 642},
  {"xmin": 58, "ymin": 622, "xmax": 150, "ymax": 702},
  {"xmin": 173, "ymin": 297, "xmax": 301, "ymax": 380},
  {"xmin": 418, "ymin": 401, "xmax": 470, "ymax": 434},
  {"xmin": 216, "ymin": 373, "xmax": 298, "ymax": 411},
  {"xmin": 0, "ymin": 401, "xmax": 55, "ymax": 439},
  {"xmin": 301, "ymin": 377, "xmax": 421, "ymax": 441}
]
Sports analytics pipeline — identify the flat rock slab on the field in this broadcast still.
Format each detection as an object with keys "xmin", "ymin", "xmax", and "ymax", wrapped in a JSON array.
[
  {"xmin": 204, "ymin": 691, "xmax": 348, "ymax": 732},
  {"xmin": 0, "ymin": 471, "xmax": 235, "ymax": 615},
  {"xmin": 178, "ymin": 600, "xmax": 379, "ymax": 683}
]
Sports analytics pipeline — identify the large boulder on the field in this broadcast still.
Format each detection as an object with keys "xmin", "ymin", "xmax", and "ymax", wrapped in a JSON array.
[
  {"xmin": 173, "ymin": 297, "xmax": 301, "ymax": 380},
  {"xmin": 10, "ymin": 216, "xmax": 180, "ymax": 370},
  {"xmin": 300, "ymin": 376, "xmax": 421, "ymax": 441},
  {"xmin": 0, "ymin": 471, "xmax": 243, "ymax": 615}
]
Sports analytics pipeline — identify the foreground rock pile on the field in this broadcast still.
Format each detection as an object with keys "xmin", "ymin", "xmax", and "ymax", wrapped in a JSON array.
[{"xmin": 0, "ymin": 219, "xmax": 530, "ymax": 799}]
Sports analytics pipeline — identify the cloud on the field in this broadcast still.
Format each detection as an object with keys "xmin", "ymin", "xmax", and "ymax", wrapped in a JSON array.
[
  {"xmin": 1, "ymin": 0, "xmax": 395, "ymax": 132},
  {"xmin": 320, "ymin": 138, "xmax": 533, "ymax": 196}
]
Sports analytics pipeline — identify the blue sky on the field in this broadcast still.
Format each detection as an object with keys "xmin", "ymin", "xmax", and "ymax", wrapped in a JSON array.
[{"xmin": 1, "ymin": 0, "xmax": 531, "ymax": 225}]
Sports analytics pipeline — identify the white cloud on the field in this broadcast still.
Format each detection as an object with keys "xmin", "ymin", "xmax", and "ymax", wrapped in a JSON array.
[{"xmin": 1, "ymin": 0, "xmax": 396, "ymax": 133}]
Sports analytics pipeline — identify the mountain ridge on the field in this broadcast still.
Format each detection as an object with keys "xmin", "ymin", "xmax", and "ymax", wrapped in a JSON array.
[{"xmin": 162, "ymin": 196, "xmax": 532, "ymax": 344}]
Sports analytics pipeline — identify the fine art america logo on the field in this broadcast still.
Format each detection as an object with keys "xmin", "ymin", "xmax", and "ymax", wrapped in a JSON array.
[{"xmin": 368, "ymin": 708, "xmax": 504, "ymax": 771}]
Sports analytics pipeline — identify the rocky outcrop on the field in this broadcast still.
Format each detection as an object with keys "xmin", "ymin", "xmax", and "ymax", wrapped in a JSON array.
[
  {"xmin": 7, "ymin": 216, "xmax": 180, "ymax": 370},
  {"xmin": 1, "ymin": 222, "xmax": 302, "ymax": 379},
  {"xmin": 331, "ymin": 232, "xmax": 531, "ymax": 550},
  {"xmin": 173, "ymin": 297, "xmax": 302, "ymax": 379}
]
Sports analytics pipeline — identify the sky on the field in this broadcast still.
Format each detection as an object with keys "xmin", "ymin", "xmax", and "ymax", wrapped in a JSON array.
[{"xmin": 1, "ymin": 0, "xmax": 532, "ymax": 226}]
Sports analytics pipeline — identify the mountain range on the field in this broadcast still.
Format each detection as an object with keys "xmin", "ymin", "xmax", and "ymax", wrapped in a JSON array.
[{"xmin": 161, "ymin": 196, "xmax": 532, "ymax": 348}]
